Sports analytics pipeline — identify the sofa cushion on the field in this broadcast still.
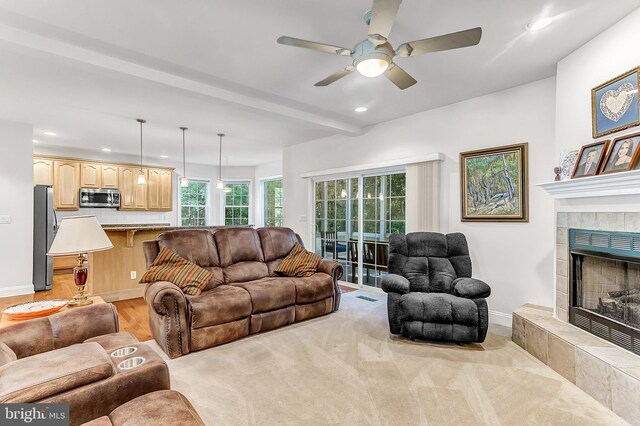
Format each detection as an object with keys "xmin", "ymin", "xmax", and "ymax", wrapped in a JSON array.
[
  {"xmin": 232, "ymin": 278, "xmax": 295, "ymax": 314},
  {"xmin": 187, "ymin": 285, "xmax": 252, "ymax": 328},
  {"xmin": 0, "ymin": 341, "xmax": 16, "ymax": 367},
  {"xmin": 0, "ymin": 342, "xmax": 113, "ymax": 403},
  {"xmin": 223, "ymin": 261, "xmax": 269, "ymax": 284},
  {"xmin": 427, "ymin": 257, "xmax": 457, "ymax": 293},
  {"xmin": 140, "ymin": 248, "xmax": 213, "ymax": 296},
  {"xmin": 257, "ymin": 227, "xmax": 298, "ymax": 262},
  {"xmin": 158, "ymin": 229, "xmax": 221, "ymax": 267},
  {"xmin": 106, "ymin": 390, "xmax": 205, "ymax": 426},
  {"xmin": 287, "ymin": 273, "xmax": 334, "ymax": 304},
  {"xmin": 274, "ymin": 243, "xmax": 321, "ymax": 277},
  {"xmin": 401, "ymin": 293, "xmax": 479, "ymax": 325},
  {"xmin": 214, "ymin": 228, "xmax": 265, "ymax": 267}
]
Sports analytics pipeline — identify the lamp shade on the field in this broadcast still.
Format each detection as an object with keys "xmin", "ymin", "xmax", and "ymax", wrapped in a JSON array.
[{"xmin": 47, "ymin": 215, "xmax": 113, "ymax": 256}]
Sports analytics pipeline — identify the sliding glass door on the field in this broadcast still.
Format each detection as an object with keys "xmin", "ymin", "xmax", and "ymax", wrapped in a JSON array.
[{"xmin": 314, "ymin": 171, "xmax": 405, "ymax": 288}]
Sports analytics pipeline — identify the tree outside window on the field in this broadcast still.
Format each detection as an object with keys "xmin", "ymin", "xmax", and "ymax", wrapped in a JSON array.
[
  {"xmin": 262, "ymin": 179, "xmax": 283, "ymax": 227},
  {"xmin": 180, "ymin": 180, "xmax": 209, "ymax": 226},
  {"xmin": 224, "ymin": 182, "xmax": 250, "ymax": 225}
]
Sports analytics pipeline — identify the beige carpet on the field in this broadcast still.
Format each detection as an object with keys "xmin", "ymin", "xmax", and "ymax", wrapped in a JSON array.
[{"xmin": 146, "ymin": 291, "xmax": 626, "ymax": 425}]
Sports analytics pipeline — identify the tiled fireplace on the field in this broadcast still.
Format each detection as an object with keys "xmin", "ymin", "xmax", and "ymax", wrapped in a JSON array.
[{"xmin": 511, "ymin": 211, "xmax": 640, "ymax": 423}]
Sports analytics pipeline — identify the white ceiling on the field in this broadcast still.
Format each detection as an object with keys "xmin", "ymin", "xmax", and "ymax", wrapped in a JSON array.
[{"xmin": 0, "ymin": 0, "xmax": 638, "ymax": 165}]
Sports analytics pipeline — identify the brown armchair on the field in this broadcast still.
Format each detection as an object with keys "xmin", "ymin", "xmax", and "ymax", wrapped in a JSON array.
[{"xmin": 0, "ymin": 303, "xmax": 170, "ymax": 425}]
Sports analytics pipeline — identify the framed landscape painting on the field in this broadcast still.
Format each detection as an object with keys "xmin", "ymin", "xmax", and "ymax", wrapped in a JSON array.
[
  {"xmin": 460, "ymin": 143, "xmax": 528, "ymax": 222},
  {"xmin": 592, "ymin": 67, "xmax": 640, "ymax": 138}
]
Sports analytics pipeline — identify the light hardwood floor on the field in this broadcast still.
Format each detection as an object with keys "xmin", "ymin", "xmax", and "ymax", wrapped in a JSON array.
[
  {"xmin": 0, "ymin": 274, "xmax": 152, "ymax": 341},
  {"xmin": 0, "ymin": 275, "xmax": 356, "ymax": 342}
]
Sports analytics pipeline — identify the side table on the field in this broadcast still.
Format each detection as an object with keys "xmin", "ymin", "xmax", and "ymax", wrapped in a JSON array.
[{"xmin": 0, "ymin": 296, "xmax": 105, "ymax": 329}]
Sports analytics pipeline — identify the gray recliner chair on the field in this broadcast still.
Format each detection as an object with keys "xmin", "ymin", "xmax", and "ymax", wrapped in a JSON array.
[{"xmin": 381, "ymin": 232, "xmax": 491, "ymax": 343}]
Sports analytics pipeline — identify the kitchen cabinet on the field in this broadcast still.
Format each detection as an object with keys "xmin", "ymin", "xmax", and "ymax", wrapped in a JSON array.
[
  {"xmin": 33, "ymin": 158, "xmax": 54, "ymax": 185},
  {"xmin": 80, "ymin": 163, "xmax": 101, "ymax": 188},
  {"xmin": 119, "ymin": 166, "xmax": 147, "ymax": 210},
  {"xmin": 101, "ymin": 164, "xmax": 118, "ymax": 188},
  {"xmin": 34, "ymin": 156, "xmax": 172, "ymax": 211},
  {"xmin": 147, "ymin": 168, "xmax": 173, "ymax": 211},
  {"xmin": 53, "ymin": 160, "xmax": 80, "ymax": 210}
]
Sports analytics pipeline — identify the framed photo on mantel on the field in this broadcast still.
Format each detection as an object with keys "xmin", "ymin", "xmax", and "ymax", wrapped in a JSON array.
[
  {"xmin": 592, "ymin": 67, "xmax": 640, "ymax": 138},
  {"xmin": 571, "ymin": 140, "xmax": 610, "ymax": 179},
  {"xmin": 460, "ymin": 143, "xmax": 528, "ymax": 222}
]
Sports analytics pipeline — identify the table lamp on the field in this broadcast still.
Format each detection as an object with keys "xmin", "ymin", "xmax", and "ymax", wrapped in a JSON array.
[{"xmin": 47, "ymin": 215, "xmax": 113, "ymax": 306}]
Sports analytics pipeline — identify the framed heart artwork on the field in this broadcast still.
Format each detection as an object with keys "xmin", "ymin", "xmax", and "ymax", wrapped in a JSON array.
[{"xmin": 592, "ymin": 67, "xmax": 640, "ymax": 138}]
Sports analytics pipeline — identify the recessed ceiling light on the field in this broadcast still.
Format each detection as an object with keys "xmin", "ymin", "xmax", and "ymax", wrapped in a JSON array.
[
  {"xmin": 43, "ymin": 131, "xmax": 57, "ymax": 136},
  {"xmin": 101, "ymin": 148, "xmax": 112, "ymax": 152},
  {"xmin": 160, "ymin": 155, "xmax": 169, "ymax": 158},
  {"xmin": 526, "ymin": 16, "xmax": 553, "ymax": 31},
  {"xmin": 354, "ymin": 106, "xmax": 368, "ymax": 112},
  {"xmin": 32, "ymin": 139, "xmax": 38, "ymax": 143}
]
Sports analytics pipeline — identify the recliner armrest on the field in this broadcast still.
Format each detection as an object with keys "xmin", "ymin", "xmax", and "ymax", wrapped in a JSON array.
[
  {"xmin": 452, "ymin": 278, "xmax": 491, "ymax": 299},
  {"xmin": 0, "ymin": 304, "xmax": 119, "ymax": 360},
  {"xmin": 381, "ymin": 274, "xmax": 410, "ymax": 294},
  {"xmin": 143, "ymin": 281, "xmax": 190, "ymax": 358}
]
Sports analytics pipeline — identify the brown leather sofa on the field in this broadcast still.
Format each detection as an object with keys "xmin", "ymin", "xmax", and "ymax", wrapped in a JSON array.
[
  {"xmin": 0, "ymin": 303, "xmax": 170, "ymax": 425},
  {"xmin": 142, "ymin": 227, "xmax": 343, "ymax": 358}
]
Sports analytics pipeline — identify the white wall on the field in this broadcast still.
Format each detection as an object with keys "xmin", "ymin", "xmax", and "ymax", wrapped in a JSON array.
[
  {"xmin": 0, "ymin": 120, "xmax": 34, "ymax": 296},
  {"xmin": 554, "ymin": 7, "xmax": 640, "ymax": 213},
  {"xmin": 283, "ymin": 78, "xmax": 557, "ymax": 321},
  {"xmin": 34, "ymin": 145, "xmax": 256, "ymax": 225}
]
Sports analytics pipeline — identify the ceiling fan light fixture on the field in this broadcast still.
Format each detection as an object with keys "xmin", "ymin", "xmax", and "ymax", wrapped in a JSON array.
[
  {"xmin": 355, "ymin": 55, "xmax": 390, "ymax": 78},
  {"xmin": 354, "ymin": 106, "xmax": 368, "ymax": 112}
]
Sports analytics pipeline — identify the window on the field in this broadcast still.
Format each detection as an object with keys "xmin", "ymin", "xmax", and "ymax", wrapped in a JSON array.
[
  {"xmin": 224, "ymin": 182, "xmax": 250, "ymax": 225},
  {"xmin": 314, "ymin": 171, "xmax": 406, "ymax": 288},
  {"xmin": 180, "ymin": 179, "xmax": 209, "ymax": 226},
  {"xmin": 262, "ymin": 179, "xmax": 283, "ymax": 227}
]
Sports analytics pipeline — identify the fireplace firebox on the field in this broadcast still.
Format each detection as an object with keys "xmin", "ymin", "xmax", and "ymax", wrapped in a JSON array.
[{"xmin": 569, "ymin": 229, "xmax": 640, "ymax": 355}]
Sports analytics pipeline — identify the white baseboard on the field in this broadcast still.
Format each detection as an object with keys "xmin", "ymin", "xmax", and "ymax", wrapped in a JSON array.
[
  {"xmin": 489, "ymin": 310, "xmax": 513, "ymax": 327},
  {"xmin": 0, "ymin": 285, "xmax": 34, "ymax": 298}
]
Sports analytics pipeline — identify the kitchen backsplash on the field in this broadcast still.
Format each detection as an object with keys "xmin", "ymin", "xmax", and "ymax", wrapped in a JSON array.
[{"xmin": 56, "ymin": 208, "xmax": 175, "ymax": 225}]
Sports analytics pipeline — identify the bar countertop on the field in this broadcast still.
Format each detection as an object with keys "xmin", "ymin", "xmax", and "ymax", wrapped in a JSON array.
[{"xmin": 101, "ymin": 224, "xmax": 221, "ymax": 232}]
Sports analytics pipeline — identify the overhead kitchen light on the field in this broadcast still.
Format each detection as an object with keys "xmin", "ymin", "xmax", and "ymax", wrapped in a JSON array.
[
  {"xmin": 217, "ymin": 133, "xmax": 226, "ymax": 190},
  {"xmin": 43, "ymin": 131, "xmax": 57, "ymax": 136},
  {"xmin": 160, "ymin": 155, "xmax": 168, "ymax": 158},
  {"xmin": 526, "ymin": 16, "xmax": 553, "ymax": 31},
  {"xmin": 32, "ymin": 139, "xmax": 39, "ymax": 143},
  {"xmin": 354, "ymin": 106, "xmax": 368, "ymax": 112},
  {"xmin": 101, "ymin": 148, "xmax": 112, "ymax": 152},
  {"xmin": 136, "ymin": 119, "xmax": 146, "ymax": 185},
  {"xmin": 180, "ymin": 127, "xmax": 189, "ymax": 188}
]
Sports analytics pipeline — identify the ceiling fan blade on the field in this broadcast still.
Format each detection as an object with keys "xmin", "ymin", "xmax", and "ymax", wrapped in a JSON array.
[
  {"xmin": 367, "ymin": 0, "xmax": 402, "ymax": 45},
  {"xmin": 396, "ymin": 27, "xmax": 482, "ymax": 58},
  {"xmin": 277, "ymin": 36, "xmax": 352, "ymax": 56},
  {"xmin": 384, "ymin": 63, "xmax": 417, "ymax": 90},
  {"xmin": 314, "ymin": 66, "xmax": 355, "ymax": 87}
]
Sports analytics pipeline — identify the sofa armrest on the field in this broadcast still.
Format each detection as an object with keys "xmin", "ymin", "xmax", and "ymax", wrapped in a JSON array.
[
  {"xmin": 381, "ymin": 274, "xmax": 410, "ymax": 294},
  {"xmin": 144, "ymin": 281, "xmax": 190, "ymax": 358},
  {"xmin": 316, "ymin": 259, "xmax": 344, "ymax": 312},
  {"xmin": 0, "ymin": 304, "xmax": 119, "ymax": 359},
  {"xmin": 452, "ymin": 278, "xmax": 491, "ymax": 299}
]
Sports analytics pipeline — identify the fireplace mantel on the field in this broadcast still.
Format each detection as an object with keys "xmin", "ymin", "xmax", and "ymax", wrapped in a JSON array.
[{"xmin": 538, "ymin": 170, "xmax": 640, "ymax": 199}]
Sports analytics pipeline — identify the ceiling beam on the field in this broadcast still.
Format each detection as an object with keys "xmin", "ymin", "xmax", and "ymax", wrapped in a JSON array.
[{"xmin": 0, "ymin": 21, "xmax": 363, "ymax": 135}]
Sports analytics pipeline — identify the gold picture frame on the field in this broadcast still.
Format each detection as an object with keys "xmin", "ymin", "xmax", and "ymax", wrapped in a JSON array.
[
  {"xmin": 592, "ymin": 67, "xmax": 640, "ymax": 138},
  {"xmin": 460, "ymin": 143, "xmax": 528, "ymax": 222}
]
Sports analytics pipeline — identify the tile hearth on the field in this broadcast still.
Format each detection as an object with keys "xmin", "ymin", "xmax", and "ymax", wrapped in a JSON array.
[{"xmin": 514, "ymin": 304, "xmax": 640, "ymax": 425}]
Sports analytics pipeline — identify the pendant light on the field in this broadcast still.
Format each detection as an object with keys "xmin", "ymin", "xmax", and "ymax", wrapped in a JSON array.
[
  {"xmin": 136, "ymin": 119, "xmax": 146, "ymax": 185},
  {"xmin": 216, "ymin": 133, "xmax": 225, "ymax": 190},
  {"xmin": 179, "ymin": 127, "xmax": 189, "ymax": 188}
]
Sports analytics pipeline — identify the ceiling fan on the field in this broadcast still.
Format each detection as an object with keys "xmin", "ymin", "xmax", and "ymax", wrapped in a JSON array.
[{"xmin": 277, "ymin": 0, "xmax": 482, "ymax": 90}]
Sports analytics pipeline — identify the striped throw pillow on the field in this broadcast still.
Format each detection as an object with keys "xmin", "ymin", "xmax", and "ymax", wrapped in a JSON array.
[
  {"xmin": 274, "ymin": 243, "xmax": 322, "ymax": 277},
  {"xmin": 140, "ymin": 247, "xmax": 212, "ymax": 296}
]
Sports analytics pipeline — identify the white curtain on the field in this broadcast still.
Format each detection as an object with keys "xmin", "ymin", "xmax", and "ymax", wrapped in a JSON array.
[{"xmin": 406, "ymin": 160, "xmax": 440, "ymax": 232}]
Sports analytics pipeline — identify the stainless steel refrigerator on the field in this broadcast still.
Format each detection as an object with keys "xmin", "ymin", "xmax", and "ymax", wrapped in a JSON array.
[{"xmin": 33, "ymin": 185, "xmax": 57, "ymax": 291}]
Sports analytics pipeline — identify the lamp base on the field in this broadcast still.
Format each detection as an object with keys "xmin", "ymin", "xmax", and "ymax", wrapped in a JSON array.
[{"xmin": 69, "ymin": 253, "xmax": 93, "ymax": 307}]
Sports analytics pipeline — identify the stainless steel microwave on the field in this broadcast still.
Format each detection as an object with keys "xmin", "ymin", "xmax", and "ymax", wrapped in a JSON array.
[{"xmin": 79, "ymin": 188, "xmax": 121, "ymax": 208}]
